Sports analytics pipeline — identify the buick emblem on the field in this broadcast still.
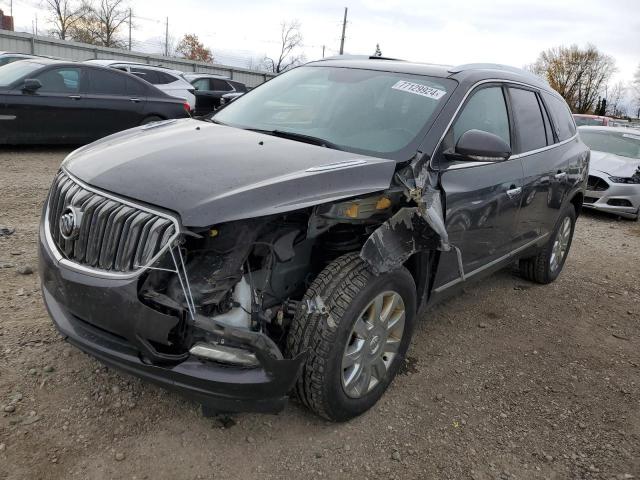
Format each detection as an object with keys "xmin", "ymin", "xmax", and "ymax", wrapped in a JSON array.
[{"xmin": 59, "ymin": 206, "xmax": 82, "ymax": 240}]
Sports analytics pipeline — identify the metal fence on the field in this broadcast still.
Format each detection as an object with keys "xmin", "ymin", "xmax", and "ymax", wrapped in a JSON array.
[{"xmin": 0, "ymin": 29, "xmax": 275, "ymax": 88}]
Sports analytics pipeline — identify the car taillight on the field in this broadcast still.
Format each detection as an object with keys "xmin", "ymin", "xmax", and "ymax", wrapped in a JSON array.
[{"xmin": 183, "ymin": 102, "xmax": 191, "ymax": 114}]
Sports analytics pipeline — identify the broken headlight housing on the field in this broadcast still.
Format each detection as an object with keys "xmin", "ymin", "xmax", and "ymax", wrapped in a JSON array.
[{"xmin": 609, "ymin": 176, "xmax": 640, "ymax": 184}]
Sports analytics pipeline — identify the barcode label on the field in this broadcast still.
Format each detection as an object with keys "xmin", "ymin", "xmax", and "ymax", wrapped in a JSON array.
[{"xmin": 391, "ymin": 81, "xmax": 446, "ymax": 100}]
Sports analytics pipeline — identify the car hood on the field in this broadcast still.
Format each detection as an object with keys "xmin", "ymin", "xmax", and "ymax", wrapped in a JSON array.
[
  {"xmin": 589, "ymin": 150, "xmax": 640, "ymax": 178},
  {"xmin": 64, "ymin": 119, "xmax": 396, "ymax": 227}
]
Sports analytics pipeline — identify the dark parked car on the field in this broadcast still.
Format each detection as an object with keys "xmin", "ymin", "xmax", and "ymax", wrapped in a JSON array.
[
  {"xmin": 0, "ymin": 59, "xmax": 190, "ymax": 145},
  {"xmin": 183, "ymin": 73, "xmax": 247, "ymax": 115},
  {"xmin": 40, "ymin": 57, "xmax": 588, "ymax": 421}
]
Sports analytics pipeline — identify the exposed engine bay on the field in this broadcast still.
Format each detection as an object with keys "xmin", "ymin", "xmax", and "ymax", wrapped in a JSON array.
[{"xmin": 136, "ymin": 165, "xmax": 448, "ymax": 366}]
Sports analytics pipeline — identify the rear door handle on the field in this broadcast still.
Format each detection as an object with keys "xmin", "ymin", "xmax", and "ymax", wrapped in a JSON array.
[
  {"xmin": 506, "ymin": 186, "xmax": 522, "ymax": 199},
  {"xmin": 129, "ymin": 98, "xmax": 141, "ymax": 103},
  {"xmin": 68, "ymin": 95, "xmax": 81, "ymax": 100},
  {"xmin": 555, "ymin": 171, "xmax": 567, "ymax": 180}
]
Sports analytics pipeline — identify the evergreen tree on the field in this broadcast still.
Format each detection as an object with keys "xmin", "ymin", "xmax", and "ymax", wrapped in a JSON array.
[{"xmin": 599, "ymin": 98, "xmax": 607, "ymax": 116}]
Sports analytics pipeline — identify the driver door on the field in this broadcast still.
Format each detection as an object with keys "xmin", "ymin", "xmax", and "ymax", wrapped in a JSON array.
[
  {"xmin": 432, "ymin": 84, "xmax": 525, "ymax": 289},
  {"xmin": 10, "ymin": 66, "xmax": 89, "ymax": 144}
]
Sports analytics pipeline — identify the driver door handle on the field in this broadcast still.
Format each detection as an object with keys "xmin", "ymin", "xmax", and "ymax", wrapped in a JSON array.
[
  {"xmin": 129, "ymin": 98, "xmax": 141, "ymax": 103},
  {"xmin": 68, "ymin": 95, "xmax": 81, "ymax": 100},
  {"xmin": 506, "ymin": 186, "xmax": 522, "ymax": 199}
]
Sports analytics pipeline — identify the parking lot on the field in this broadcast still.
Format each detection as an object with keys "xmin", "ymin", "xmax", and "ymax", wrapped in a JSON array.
[{"xmin": 0, "ymin": 148, "xmax": 639, "ymax": 480}]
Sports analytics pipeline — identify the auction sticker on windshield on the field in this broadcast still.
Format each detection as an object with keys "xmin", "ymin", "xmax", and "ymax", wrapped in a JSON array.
[{"xmin": 391, "ymin": 80, "xmax": 446, "ymax": 100}]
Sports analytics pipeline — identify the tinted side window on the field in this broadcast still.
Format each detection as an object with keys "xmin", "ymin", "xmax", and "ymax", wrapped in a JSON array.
[
  {"xmin": 543, "ymin": 93, "xmax": 576, "ymax": 141},
  {"xmin": 89, "ymin": 68, "xmax": 126, "ymax": 95},
  {"xmin": 211, "ymin": 78, "xmax": 233, "ymax": 91},
  {"xmin": 509, "ymin": 88, "xmax": 547, "ymax": 152},
  {"xmin": 36, "ymin": 67, "xmax": 82, "ymax": 94},
  {"xmin": 453, "ymin": 86, "xmax": 510, "ymax": 146},
  {"xmin": 131, "ymin": 68, "xmax": 160, "ymax": 84},
  {"xmin": 192, "ymin": 78, "xmax": 209, "ymax": 91},
  {"xmin": 154, "ymin": 71, "xmax": 176, "ymax": 85},
  {"xmin": 231, "ymin": 81, "xmax": 247, "ymax": 92},
  {"xmin": 126, "ymin": 77, "xmax": 146, "ymax": 96},
  {"xmin": 0, "ymin": 57, "xmax": 19, "ymax": 66}
]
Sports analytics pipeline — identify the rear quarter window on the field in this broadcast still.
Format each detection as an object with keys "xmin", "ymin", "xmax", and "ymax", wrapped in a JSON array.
[
  {"xmin": 154, "ymin": 71, "xmax": 177, "ymax": 85},
  {"xmin": 543, "ymin": 93, "xmax": 576, "ymax": 141}
]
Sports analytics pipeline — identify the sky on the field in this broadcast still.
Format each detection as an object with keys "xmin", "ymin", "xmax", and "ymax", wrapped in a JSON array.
[{"xmin": 6, "ymin": 0, "xmax": 640, "ymax": 84}]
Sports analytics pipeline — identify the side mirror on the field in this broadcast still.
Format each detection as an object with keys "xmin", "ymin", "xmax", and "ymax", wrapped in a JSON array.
[
  {"xmin": 22, "ymin": 78, "xmax": 42, "ymax": 93},
  {"xmin": 447, "ymin": 129, "xmax": 511, "ymax": 162}
]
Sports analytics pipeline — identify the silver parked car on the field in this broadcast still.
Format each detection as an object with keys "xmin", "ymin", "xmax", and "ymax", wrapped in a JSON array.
[{"xmin": 579, "ymin": 126, "xmax": 640, "ymax": 220}]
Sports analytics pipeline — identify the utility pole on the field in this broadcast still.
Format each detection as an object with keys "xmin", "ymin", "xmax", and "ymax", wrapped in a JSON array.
[
  {"xmin": 35, "ymin": 14, "xmax": 38, "ymax": 36},
  {"xmin": 164, "ymin": 17, "xmax": 169, "ymax": 56},
  {"xmin": 322, "ymin": 45, "xmax": 325, "ymax": 58},
  {"xmin": 10, "ymin": 0, "xmax": 12, "ymax": 18},
  {"xmin": 339, "ymin": 7, "xmax": 348, "ymax": 55},
  {"xmin": 128, "ymin": 9, "xmax": 132, "ymax": 51}
]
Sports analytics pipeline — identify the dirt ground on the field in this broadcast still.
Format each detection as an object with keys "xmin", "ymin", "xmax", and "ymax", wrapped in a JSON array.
[{"xmin": 0, "ymin": 148, "xmax": 638, "ymax": 480}]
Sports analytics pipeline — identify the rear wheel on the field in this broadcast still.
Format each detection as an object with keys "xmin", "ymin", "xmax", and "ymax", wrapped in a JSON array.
[
  {"xmin": 140, "ymin": 115, "xmax": 163, "ymax": 125},
  {"xmin": 286, "ymin": 252, "xmax": 416, "ymax": 422},
  {"xmin": 519, "ymin": 204, "xmax": 576, "ymax": 284}
]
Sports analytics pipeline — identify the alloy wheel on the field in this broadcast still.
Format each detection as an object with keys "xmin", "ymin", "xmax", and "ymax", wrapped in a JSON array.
[
  {"xmin": 550, "ymin": 216, "xmax": 572, "ymax": 272},
  {"xmin": 341, "ymin": 291, "xmax": 406, "ymax": 399}
]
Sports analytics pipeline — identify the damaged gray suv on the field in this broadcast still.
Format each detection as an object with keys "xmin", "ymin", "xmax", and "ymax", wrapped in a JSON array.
[{"xmin": 40, "ymin": 57, "xmax": 588, "ymax": 421}]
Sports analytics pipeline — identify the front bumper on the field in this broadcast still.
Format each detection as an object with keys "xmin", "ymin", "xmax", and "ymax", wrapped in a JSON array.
[
  {"xmin": 584, "ymin": 174, "xmax": 640, "ymax": 219},
  {"xmin": 39, "ymin": 227, "xmax": 304, "ymax": 414}
]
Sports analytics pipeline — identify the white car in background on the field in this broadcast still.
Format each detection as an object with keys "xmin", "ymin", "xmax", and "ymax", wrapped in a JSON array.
[
  {"xmin": 579, "ymin": 126, "xmax": 640, "ymax": 220},
  {"xmin": 84, "ymin": 60, "xmax": 196, "ymax": 111}
]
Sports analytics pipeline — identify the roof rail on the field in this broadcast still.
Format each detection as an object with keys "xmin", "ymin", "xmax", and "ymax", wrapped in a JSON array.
[
  {"xmin": 448, "ymin": 63, "xmax": 547, "ymax": 83},
  {"xmin": 320, "ymin": 54, "xmax": 406, "ymax": 62}
]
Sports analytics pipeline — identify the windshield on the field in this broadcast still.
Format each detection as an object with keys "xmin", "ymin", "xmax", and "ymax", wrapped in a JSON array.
[
  {"xmin": 574, "ymin": 116, "xmax": 606, "ymax": 127},
  {"xmin": 0, "ymin": 61, "xmax": 44, "ymax": 87},
  {"xmin": 213, "ymin": 66, "xmax": 454, "ymax": 159},
  {"xmin": 580, "ymin": 130, "xmax": 640, "ymax": 159}
]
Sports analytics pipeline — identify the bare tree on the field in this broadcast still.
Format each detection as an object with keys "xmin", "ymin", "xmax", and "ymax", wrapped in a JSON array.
[
  {"xmin": 44, "ymin": 0, "xmax": 88, "ymax": 40},
  {"xmin": 70, "ymin": 0, "xmax": 129, "ymax": 48},
  {"xmin": 263, "ymin": 20, "xmax": 305, "ymax": 73},
  {"xmin": 605, "ymin": 81, "xmax": 627, "ymax": 117},
  {"xmin": 530, "ymin": 44, "xmax": 616, "ymax": 114}
]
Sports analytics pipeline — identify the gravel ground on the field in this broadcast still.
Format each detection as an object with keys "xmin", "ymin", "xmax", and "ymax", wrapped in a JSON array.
[{"xmin": 0, "ymin": 148, "xmax": 639, "ymax": 480}]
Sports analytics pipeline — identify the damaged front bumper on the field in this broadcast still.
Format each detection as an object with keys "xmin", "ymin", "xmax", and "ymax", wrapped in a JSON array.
[{"xmin": 39, "ymin": 228, "xmax": 305, "ymax": 414}]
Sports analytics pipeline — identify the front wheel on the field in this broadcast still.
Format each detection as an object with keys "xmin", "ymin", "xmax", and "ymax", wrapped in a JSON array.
[
  {"xmin": 286, "ymin": 253, "xmax": 417, "ymax": 422},
  {"xmin": 519, "ymin": 204, "xmax": 576, "ymax": 284}
]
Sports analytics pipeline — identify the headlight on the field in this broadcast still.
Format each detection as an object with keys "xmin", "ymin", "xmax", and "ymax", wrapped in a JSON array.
[{"xmin": 609, "ymin": 176, "xmax": 640, "ymax": 184}]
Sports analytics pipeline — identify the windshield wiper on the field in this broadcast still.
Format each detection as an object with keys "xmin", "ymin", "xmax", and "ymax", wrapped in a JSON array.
[{"xmin": 245, "ymin": 128, "xmax": 343, "ymax": 151}]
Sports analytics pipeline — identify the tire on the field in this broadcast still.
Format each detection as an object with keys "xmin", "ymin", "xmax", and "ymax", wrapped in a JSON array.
[
  {"xmin": 140, "ymin": 115, "xmax": 163, "ymax": 126},
  {"xmin": 286, "ymin": 252, "xmax": 417, "ymax": 422},
  {"xmin": 519, "ymin": 203, "xmax": 576, "ymax": 284}
]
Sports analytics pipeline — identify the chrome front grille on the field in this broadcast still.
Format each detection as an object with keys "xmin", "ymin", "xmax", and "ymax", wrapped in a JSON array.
[{"xmin": 46, "ymin": 171, "xmax": 178, "ymax": 273}]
